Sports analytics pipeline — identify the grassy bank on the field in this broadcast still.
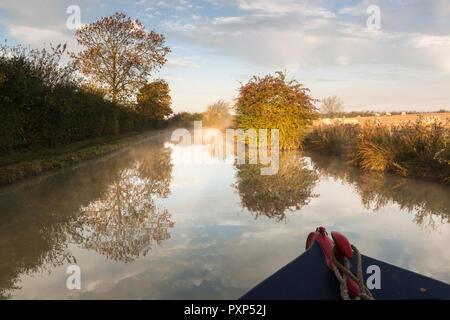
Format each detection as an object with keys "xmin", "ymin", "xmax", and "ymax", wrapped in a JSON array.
[
  {"xmin": 304, "ymin": 119, "xmax": 450, "ymax": 184},
  {"xmin": 0, "ymin": 129, "xmax": 165, "ymax": 185}
]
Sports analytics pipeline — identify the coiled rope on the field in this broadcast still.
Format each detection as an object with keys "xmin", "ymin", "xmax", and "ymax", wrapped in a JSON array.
[{"xmin": 330, "ymin": 244, "xmax": 375, "ymax": 300}]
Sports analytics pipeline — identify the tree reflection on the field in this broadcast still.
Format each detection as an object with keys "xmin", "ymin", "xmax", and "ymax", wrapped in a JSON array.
[
  {"xmin": 78, "ymin": 146, "xmax": 174, "ymax": 263},
  {"xmin": 308, "ymin": 152, "xmax": 450, "ymax": 230},
  {"xmin": 0, "ymin": 226, "xmax": 76, "ymax": 299},
  {"xmin": 234, "ymin": 151, "xmax": 319, "ymax": 222},
  {"xmin": 0, "ymin": 138, "xmax": 174, "ymax": 298}
]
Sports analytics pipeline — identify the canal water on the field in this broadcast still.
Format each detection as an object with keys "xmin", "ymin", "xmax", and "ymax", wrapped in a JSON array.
[{"xmin": 0, "ymin": 131, "xmax": 449, "ymax": 299}]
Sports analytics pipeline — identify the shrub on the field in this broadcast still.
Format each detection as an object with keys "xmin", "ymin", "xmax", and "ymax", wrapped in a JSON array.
[{"xmin": 234, "ymin": 71, "xmax": 318, "ymax": 150}]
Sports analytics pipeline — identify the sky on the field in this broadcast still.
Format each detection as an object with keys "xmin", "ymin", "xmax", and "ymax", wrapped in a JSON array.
[{"xmin": 0, "ymin": 0, "xmax": 449, "ymax": 113}]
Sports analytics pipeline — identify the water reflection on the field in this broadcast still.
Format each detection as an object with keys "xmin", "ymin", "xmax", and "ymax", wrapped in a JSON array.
[
  {"xmin": 234, "ymin": 151, "xmax": 319, "ymax": 222},
  {"xmin": 0, "ymin": 180, "xmax": 80, "ymax": 299},
  {"xmin": 1, "ymin": 133, "xmax": 449, "ymax": 299},
  {"xmin": 0, "ymin": 137, "xmax": 173, "ymax": 297},
  {"xmin": 308, "ymin": 152, "xmax": 450, "ymax": 230},
  {"xmin": 77, "ymin": 150, "xmax": 174, "ymax": 263}
]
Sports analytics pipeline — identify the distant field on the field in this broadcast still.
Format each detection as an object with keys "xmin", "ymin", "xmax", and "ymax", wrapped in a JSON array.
[{"xmin": 313, "ymin": 112, "xmax": 450, "ymax": 127}]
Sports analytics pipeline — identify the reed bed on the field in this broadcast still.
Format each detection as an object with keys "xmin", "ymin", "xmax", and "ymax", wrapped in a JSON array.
[{"xmin": 304, "ymin": 118, "xmax": 450, "ymax": 184}]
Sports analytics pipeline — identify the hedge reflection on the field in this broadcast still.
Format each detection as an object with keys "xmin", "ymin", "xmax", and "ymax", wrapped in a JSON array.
[
  {"xmin": 308, "ymin": 152, "xmax": 450, "ymax": 230},
  {"xmin": 234, "ymin": 151, "xmax": 319, "ymax": 222}
]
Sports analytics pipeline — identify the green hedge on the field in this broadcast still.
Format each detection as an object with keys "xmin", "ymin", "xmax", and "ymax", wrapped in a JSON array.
[{"xmin": 0, "ymin": 45, "xmax": 161, "ymax": 153}]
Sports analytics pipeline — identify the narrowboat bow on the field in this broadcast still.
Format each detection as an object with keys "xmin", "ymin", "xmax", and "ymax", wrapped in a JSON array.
[{"xmin": 241, "ymin": 227, "xmax": 450, "ymax": 300}]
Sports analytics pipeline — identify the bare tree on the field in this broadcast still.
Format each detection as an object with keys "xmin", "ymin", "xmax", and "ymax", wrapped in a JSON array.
[{"xmin": 321, "ymin": 96, "xmax": 344, "ymax": 118}]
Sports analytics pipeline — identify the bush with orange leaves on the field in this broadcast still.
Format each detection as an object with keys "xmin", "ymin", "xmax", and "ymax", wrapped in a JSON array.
[{"xmin": 234, "ymin": 71, "xmax": 318, "ymax": 150}]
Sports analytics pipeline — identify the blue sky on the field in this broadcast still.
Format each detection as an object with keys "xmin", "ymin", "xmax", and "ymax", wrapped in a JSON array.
[{"xmin": 1, "ymin": 0, "xmax": 450, "ymax": 112}]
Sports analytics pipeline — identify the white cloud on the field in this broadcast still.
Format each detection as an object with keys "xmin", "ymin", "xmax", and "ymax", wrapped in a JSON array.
[
  {"xmin": 236, "ymin": 0, "xmax": 335, "ymax": 18},
  {"xmin": 164, "ymin": 0, "xmax": 450, "ymax": 76},
  {"xmin": 167, "ymin": 57, "xmax": 200, "ymax": 68},
  {"xmin": 9, "ymin": 25, "xmax": 75, "ymax": 48},
  {"xmin": 339, "ymin": 6, "xmax": 365, "ymax": 16},
  {"xmin": 212, "ymin": 16, "xmax": 246, "ymax": 25}
]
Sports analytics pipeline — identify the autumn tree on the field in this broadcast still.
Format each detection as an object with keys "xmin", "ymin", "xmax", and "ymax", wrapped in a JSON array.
[
  {"xmin": 136, "ymin": 79, "xmax": 173, "ymax": 120},
  {"xmin": 234, "ymin": 71, "xmax": 317, "ymax": 150},
  {"xmin": 71, "ymin": 12, "xmax": 170, "ymax": 103},
  {"xmin": 321, "ymin": 95, "xmax": 344, "ymax": 118}
]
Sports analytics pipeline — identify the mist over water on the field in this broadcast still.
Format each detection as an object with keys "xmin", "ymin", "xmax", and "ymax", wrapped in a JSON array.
[{"xmin": 0, "ymin": 132, "xmax": 448, "ymax": 299}]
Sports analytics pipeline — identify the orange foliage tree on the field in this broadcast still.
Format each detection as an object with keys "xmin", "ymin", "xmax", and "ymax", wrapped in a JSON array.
[
  {"xmin": 70, "ymin": 12, "xmax": 170, "ymax": 103},
  {"xmin": 235, "ymin": 71, "xmax": 318, "ymax": 149},
  {"xmin": 136, "ymin": 79, "xmax": 173, "ymax": 120}
]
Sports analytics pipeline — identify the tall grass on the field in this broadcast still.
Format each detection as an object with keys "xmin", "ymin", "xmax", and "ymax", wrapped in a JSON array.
[{"xmin": 304, "ymin": 119, "xmax": 450, "ymax": 184}]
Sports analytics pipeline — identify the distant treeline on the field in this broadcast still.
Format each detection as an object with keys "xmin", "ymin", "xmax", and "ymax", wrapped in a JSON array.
[
  {"xmin": 167, "ymin": 111, "xmax": 203, "ymax": 127},
  {"xmin": 318, "ymin": 109, "xmax": 449, "ymax": 119},
  {"xmin": 0, "ymin": 44, "xmax": 164, "ymax": 153}
]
